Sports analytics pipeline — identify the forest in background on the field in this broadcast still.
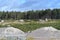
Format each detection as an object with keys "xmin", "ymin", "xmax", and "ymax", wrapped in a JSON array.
[{"xmin": 0, "ymin": 9, "xmax": 60, "ymax": 20}]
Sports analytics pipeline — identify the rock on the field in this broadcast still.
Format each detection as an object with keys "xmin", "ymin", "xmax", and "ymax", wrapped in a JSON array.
[
  {"xmin": 45, "ymin": 18, "xmax": 48, "ymax": 21},
  {"xmin": 19, "ymin": 19, "xmax": 24, "ymax": 22},
  {"xmin": 1, "ymin": 20, "xmax": 4, "ymax": 22},
  {"xmin": 27, "ymin": 27, "xmax": 60, "ymax": 40}
]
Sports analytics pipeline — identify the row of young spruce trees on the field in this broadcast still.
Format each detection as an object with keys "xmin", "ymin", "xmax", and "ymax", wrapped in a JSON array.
[{"xmin": 0, "ymin": 9, "xmax": 60, "ymax": 20}]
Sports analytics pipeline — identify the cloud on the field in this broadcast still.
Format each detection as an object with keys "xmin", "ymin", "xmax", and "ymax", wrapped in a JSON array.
[
  {"xmin": 0, "ymin": 0, "xmax": 60, "ymax": 11},
  {"xmin": 19, "ymin": 0, "xmax": 60, "ymax": 11},
  {"xmin": 0, "ymin": 0, "xmax": 26, "ymax": 11}
]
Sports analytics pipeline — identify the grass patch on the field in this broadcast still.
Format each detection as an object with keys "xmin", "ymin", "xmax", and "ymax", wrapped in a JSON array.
[{"xmin": 0, "ymin": 20, "xmax": 60, "ymax": 32}]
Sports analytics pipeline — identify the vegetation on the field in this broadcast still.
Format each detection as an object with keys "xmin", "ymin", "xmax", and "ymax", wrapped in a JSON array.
[
  {"xmin": 0, "ymin": 9, "xmax": 60, "ymax": 20},
  {"xmin": 0, "ymin": 20, "xmax": 60, "ymax": 32},
  {"xmin": 26, "ymin": 37, "xmax": 34, "ymax": 40},
  {"xmin": 0, "ymin": 9, "xmax": 60, "ymax": 32}
]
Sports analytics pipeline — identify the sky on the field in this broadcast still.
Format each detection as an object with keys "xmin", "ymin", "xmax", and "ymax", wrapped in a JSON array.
[{"xmin": 0, "ymin": 0, "xmax": 60, "ymax": 11}]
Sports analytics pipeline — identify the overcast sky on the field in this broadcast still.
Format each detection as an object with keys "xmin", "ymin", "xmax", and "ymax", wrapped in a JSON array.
[{"xmin": 0, "ymin": 0, "xmax": 60, "ymax": 11}]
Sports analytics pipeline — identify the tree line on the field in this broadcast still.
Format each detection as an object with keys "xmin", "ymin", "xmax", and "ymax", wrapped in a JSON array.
[{"xmin": 0, "ymin": 9, "xmax": 60, "ymax": 20}]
